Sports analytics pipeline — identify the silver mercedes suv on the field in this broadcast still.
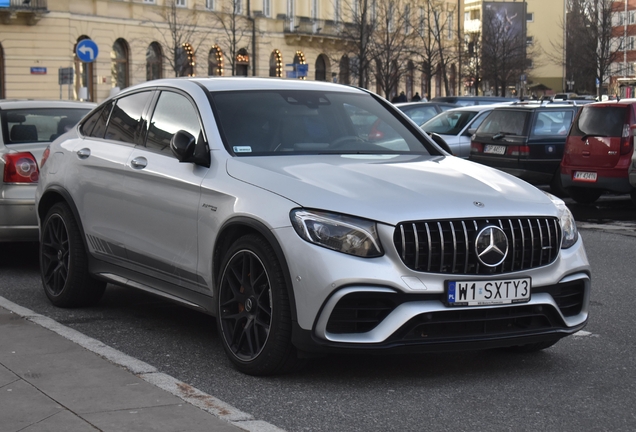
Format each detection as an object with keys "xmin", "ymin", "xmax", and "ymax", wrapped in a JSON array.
[{"xmin": 35, "ymin": 78, "xmax": 590, "ymax": 375}]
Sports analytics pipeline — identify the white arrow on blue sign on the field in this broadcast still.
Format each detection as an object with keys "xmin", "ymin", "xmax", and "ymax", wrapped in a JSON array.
[{"xmin": 76, "ymin": 39, "xmax": 99, "ymax": 63}]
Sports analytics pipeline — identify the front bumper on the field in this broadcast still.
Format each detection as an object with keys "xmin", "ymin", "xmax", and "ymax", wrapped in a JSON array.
[{"xmin": 277, "ymin": 223, "xmax": 591, "ymax": 354}]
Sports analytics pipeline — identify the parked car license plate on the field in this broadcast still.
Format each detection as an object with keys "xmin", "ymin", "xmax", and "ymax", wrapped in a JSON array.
[
  {"xmin": 573, "ymin": 171, "xmax": 597, "ymax": 182},
  {"xmin": 446, "ymin": 278, "xmax": 531, "ymax": 306},
  {"xmin": 484, "ymin": 144, "xmax": 506, "ymax": 155}
]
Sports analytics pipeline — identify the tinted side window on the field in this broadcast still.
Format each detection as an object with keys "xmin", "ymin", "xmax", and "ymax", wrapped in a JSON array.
[
  {"xmin": 90, "ymin": 101, "xmax": 114, "ymax": 139},
  {"xmin": 570, "ymin": 106, "xmax": 628, "ymax": 137},
  {"xmin": 104, "ymin": 92, "xmax": 151, "ymax": 144},
  {"xmin": 80, "ymin": 106, "xmax": 103, "ymax": 136},
  {"xmin": 532, "ymin": 110, "xmax": 574, "ymax": 136},
  {"xmin": 145, "ymin": 91, "xmax": 202, "ymax": 153},
  {"xmin": 477, "ymin": 110, "xmax": 528, "ymax": 136}
]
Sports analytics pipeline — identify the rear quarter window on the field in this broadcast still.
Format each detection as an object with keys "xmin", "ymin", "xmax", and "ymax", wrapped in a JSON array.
[
  {"xmin": 532, "ymin": 110, "xmax": 575, "ymax": 136},
  {"xmin": 570, "ymin": 106, "xmax": 628, "ymax": 137}
]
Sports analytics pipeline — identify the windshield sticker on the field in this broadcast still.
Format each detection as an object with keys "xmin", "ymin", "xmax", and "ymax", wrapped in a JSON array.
[{"xmin": 233, "ymin": 146, "xmax": 252, "ymax": 153}]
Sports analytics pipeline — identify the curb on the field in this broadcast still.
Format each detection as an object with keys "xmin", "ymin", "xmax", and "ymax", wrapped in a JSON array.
[{"xmin": 0, "ymin": 295, "xmax": 285, "ymax": 432}]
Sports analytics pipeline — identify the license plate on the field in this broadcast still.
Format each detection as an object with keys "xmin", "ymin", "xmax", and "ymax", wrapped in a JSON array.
[
  {"xmin": 446, "ymin": 278, "xmax": 531, "ymax": 306},
  {"xmin": 573, "ymin": 171, "xmax": 597, "ymax": 182},
  {"xmin": 484, "ymin": 144, "xmax": 506, "ymax": 155}
]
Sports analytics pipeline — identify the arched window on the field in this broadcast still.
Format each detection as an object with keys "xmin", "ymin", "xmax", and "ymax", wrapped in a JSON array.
[
  {"xmin": 146, "ymin": 42, "xmax": 163, "ymax": 81},
  {"xmin": 0, "ymin": 43, "xmax": 5, "ymax": 99},
  {"xmin": 74, "ymin": 36, "xmax": 95, "ymax": 101},
  {"xmin": 269, "ymin": 49, "xmax": 282, "ymax": 77},
  {"xmin": 376, "ymin": 59, "xmax": 382, "ymax": 94},
  {"xmin": 111, "ymin": 38, "xmax": 130, "ymax": 89},
  {"xmin": 406, "ymin": 61, "xmax": 414, "ymax": 100},
  {"xmin": 435, "ymin": 64, "xmax": 442, "ymax": 97},
  {"xmin": 315, "ymin": 54, "xmax": 328, "ymax": 81},
  {"xmin": 293, "ymin": 50, "xmax": 306, "ymax": 80},
  {"xmin": 177, "ymin": 43, "xmax": 195, "ymax": 77},
  {"xmin": 236, "ymin": 48, "xmax": 249, "ymax": 76},
  {"xmin": 209, "ymin": 45, "xmax": 224, "ymax": 76},
  {"xmin": 339, "ymin": 55, "xmax": 350, "ymax": 85}
]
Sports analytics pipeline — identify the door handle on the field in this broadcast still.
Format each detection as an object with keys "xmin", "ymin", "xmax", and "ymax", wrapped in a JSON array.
[
  {"xmin": 131, "ymin": 157, "xmax": 148, "ymax": 169},
  {"xmin": 76, "ymin": 148, "xmax": 91, "ymax": 159}
]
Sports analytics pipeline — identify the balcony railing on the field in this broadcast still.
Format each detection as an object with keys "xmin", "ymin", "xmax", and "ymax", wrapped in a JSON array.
[
  {"xmin": 0, "ymin": 0, "xmax": 48, "ymax": 24},
  {"xmin": 1, "ymin": 0, "xmax": 47, "ymax": 11},
  {"xmin": 283, "ymin": 16, "xmax": 350, "ymax": 38}
]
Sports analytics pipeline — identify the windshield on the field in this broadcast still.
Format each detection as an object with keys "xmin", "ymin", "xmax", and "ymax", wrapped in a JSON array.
[
  {"xmin": 210, "ymin": 90, "xmax": 433, "ymax": 156},
  {"xmin": 3, "ymin": 108, "xmax": 90, "ymax": 145},
  {"xmin": 421, "ymin": 110, "xmax": 480, "ymax": 135}
]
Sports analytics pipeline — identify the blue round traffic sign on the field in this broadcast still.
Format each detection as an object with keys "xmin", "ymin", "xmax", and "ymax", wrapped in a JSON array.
[{"xmin": 76, "ymin": 39, "xmax": 99, "ymax": 63}]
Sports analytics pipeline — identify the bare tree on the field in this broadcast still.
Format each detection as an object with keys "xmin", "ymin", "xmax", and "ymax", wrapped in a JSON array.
[
  {"xmin": 463, "ymin": 30, "xmax": 483, "ymax": 95},
  {"xmin": 430, "ymin": 4, "xmax": 458, "ymax": 95},
  {"xmin": 412, "ymin": 1, "xmax": 440, "ymax": 98},
  {"xmin": 480, "ymin": 3, "xmax": 527, "ymax": 96},
  {"xmin": 581, "ymin": 0, "xmax": 626, "ymax": 96},
  {"xmin": 146, "ymin": 1, "xmax": 213, "ymax": 78},
  {"xmin": 211, "ymin": 0, "xmax": 253, "ymax": 76},
  {"xmin": 370, "ymin": 0, "xmax": 412, "ymax": 98},
  {"xmin": 333, "ymin": 0, "xmax": 377, "ymax": 87}
]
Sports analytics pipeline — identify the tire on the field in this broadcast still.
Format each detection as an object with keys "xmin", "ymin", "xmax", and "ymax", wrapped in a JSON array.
[
  {"xmin": 630, "ymin": 189, "xmax": 636, "ymax": 207},
  {"xmin": 567, "ymin": 187, "xmax": 602, "ymax": 205},
  {"xmin": 40, "ymin": 202, "xmax": 106, "ymax": 308},
  {"xmin": 505, "ymin": 339, "xmax": 559, "ymax": 353},
  {"xmin": 549, "ymin": 171, "xmax": 568, "ymax": 198},
  {"xmin": 217, "ymin": 234, "xmax": 300, "ymax": 376}
]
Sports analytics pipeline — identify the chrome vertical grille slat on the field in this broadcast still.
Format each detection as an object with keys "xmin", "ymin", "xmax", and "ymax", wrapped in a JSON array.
[
  {"xmin": 393, "ymin": 217, "xmax": 561, "ymax": 275},
  {"xmin": 412, "ymin": 223, "xmax": 419, "ymax": 271},
  {"xmin": 437, "ymin": 222, "xmax": 444, "ymax": 273}
]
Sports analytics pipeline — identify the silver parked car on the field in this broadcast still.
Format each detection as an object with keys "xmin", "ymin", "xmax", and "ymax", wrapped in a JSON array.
[
  {"xmin": 35, "ymin": 78, "xmax": 590, "ymax": 375},
  {"xmin": 420, "ymin": 105, "xmax": 503, "ymax": 158},
  {"xmin": 0, "ymin": 100, "xmax": 94, "ymax": 242}
]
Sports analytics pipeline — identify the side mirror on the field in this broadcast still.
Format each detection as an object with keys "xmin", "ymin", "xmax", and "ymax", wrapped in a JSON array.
[
  {"xmin": 429, "ymin": 132, "xmax": 453, "ymax": 155},
  {"xmin": 467, "ymin": 128, "xmax": 477, "ymax": 135},
  {"xmin": 170, "ymin": 129, "xmax": 211, "ymax": 168},
  {"xmin": 170, "ymin": 130, "xmax": 196, "ymax": 162}
]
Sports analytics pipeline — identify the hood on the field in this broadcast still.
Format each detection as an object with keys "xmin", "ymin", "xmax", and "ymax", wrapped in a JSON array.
[{"xmin": 226, "ymin": 154, "xmax": 558, "ymax": 225}]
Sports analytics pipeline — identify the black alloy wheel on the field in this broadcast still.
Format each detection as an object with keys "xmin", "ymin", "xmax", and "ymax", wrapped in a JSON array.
[
  {"xmin": 217, "ymin": 234, "xmax": 299, "ymax": 375},
  {"xmin": 40, "ymin": 202, "xmax": 106, "ymax": 307}
]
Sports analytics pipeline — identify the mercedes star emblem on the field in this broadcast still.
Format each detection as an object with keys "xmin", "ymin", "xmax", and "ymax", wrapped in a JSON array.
[{"xmin": 475, "ymin": 226, "xmax": 509, "ymax": 267}]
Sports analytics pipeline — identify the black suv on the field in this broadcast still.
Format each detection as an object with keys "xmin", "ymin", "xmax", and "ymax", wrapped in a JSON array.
[{"xmin": 469, "ymin": 104, "xmax": 580, "ymax": 194}]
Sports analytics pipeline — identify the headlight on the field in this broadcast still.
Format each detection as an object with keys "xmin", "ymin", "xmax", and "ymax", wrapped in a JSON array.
[
  {"xmin": 544, "ymin": 192, "xmax": 578, "ymax": 248},
  {"xmin": 290, "ymin": 209, "xmax": 383, "ymax": 258}
]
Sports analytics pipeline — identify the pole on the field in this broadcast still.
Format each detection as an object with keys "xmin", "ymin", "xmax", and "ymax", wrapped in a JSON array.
[
  {"xmin": 625, "ymin": 0, "xmax": 628, "ymax": 78},
  {"xmin": 457, "ymin": 0, "xmax": 461, "ymax": 95}
]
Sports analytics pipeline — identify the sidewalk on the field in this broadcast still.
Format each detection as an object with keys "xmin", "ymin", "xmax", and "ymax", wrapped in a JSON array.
[{"xmin": 0, "ymin": 299, "xmax": 281, "ymax": 432}]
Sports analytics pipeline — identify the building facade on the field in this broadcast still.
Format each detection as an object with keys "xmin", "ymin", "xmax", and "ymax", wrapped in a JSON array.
[
  {"xmin": 463, "ymin": 0, "xmax": 566, "ymax": 96},
  {"xmin": 0, "ymin": 0, "xmax": 462, "ymax": 103}
]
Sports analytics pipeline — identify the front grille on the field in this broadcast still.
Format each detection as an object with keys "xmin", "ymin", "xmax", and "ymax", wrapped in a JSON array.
[
  {"xmin": 535, "ymin": 279, "xmax": 586, "ymax": 317},
  {"xmin": 398, "ymin": 305, "xmax": 565, "ymax": 342},
  {"xmin": 326, "ymin": 292, "xmax": 398, "ymax": 334},
  {"xmin": 394, "ymin": 217, "xmax": 561, "ymax": 275}
]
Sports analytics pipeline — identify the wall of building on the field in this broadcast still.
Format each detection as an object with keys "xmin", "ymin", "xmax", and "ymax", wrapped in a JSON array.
[{"xmin": 0, "ymin": 0, "xmax": 462, "ymax": 102}]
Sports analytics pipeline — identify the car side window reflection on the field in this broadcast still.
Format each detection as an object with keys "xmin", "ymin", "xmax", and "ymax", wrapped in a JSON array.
[
  {"xmin": 104, "ymin": 92, "xmax": 151, "ymax": 144},
  {"xmin": 146, "ymin": 91, "xmax": 202, "ymax": 153},
  {"xmin": 87, "ymin": 101, "xmax": 114, "ymax": 139}
]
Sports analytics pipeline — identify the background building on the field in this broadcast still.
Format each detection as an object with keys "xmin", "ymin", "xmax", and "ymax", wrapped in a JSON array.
[{"xmin": 0, "ymin": 0, "xmax": 462, "ymax": 102}]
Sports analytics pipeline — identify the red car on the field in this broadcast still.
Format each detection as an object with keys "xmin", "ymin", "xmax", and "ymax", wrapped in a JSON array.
[{"xmin": 561, "ymin": 100, "xmax": 636, "ymax": 204}]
